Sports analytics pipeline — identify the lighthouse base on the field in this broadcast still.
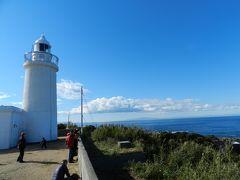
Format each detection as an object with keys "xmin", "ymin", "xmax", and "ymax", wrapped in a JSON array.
[{"xmin": 24, "ymin": 111, "xmax": 57, "ymax": 143}]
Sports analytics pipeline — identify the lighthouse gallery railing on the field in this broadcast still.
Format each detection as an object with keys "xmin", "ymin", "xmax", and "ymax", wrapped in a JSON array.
[{"xmin": 24, "ymin": 52, "xmax": 59, "ymax": 66}]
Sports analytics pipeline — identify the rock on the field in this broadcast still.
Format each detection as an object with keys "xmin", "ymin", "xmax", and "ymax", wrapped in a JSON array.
[{"xmin": 117, "ymin": 141, "xmax": 131, "ymax": 148}]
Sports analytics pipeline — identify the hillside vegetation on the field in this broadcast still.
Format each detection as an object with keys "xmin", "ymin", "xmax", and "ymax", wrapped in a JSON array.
[{"xmin": 83, "ymin": 125, "xmax": 240, "ymax": 180}]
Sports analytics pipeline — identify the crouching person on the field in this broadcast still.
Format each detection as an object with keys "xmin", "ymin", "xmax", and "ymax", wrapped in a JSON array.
[
  {"xmin": 52, "ymin": 160, "xmax": 80, "ymax": 180},
  {"xmin": 52, "ymin": 160, "xmax": 70, "ymax": 180}
]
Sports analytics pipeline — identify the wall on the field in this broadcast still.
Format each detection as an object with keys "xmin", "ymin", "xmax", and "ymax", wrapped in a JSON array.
[
  {"xmin": 10, "ymin": 111, "xmax": 24, "ymax": 147},
  {"xmin": 23, "ymin": 61, "xmax": 58, "ymax": 142},
  {"xmin": 0, "ymin": 111, "xmax": 11, "ymax": 149},
  {"xmin": 78, "ymin": 138, "xmax": 98, "ymax": 180},
  {"xmin": 0, "ymin": 108, "xmax": 24, "ymax": 149}
]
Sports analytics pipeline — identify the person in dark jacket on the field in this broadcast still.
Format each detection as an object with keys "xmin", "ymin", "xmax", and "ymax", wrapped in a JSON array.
[
  {"xmin": 41, "ymin": 137, "xmax": 47, "ymax": 149},
  {"xmin": 73, "ymin": 133, "xmax": 79, "ymax": 157},
  {"xmin": 51, "ymin": 160, "xmax": 70, "ymax": 180},
  {"xmin": 17, "ymin": 132, "xmax": 26, "ymax": 163}
]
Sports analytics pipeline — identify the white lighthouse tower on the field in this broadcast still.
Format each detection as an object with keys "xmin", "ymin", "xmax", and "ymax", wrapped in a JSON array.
[{"xmin": 23, "ymin": 34, "xmax": 59, "ymax": 142}]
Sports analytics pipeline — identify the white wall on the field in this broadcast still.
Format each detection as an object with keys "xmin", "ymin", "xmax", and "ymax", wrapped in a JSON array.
[
  {"xmin": 25, "ymin": 112, "xmax": 51, "ymax": 142},
  {"xmin": 23, "ymin": 61, "xmax": 58, "ymax": 142},
  {"xmin": 0, "ymin": 111, "xmax": 11, "ymax": 149},
  {"xmin": 0, "ymin": 108, "xmax": 24, "ymax": 149},
  {"xmin": 10, "ymin": 111, "xmax": 24, "ymax": 147}
]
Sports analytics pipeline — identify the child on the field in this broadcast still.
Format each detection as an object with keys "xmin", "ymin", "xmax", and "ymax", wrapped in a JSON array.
[{"xmin": 41, "ymin": 137, "xmax": 47, "ymax": 149}]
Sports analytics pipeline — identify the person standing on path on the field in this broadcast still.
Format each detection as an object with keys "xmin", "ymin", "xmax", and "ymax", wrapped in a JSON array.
[
  {"xmin": 66, "ymin": 130, "xmax": 75, "ymax": 163},
  {"xmin": 73, "ymin": 130, "xmax": 79, "ymax": 157},
  {"xmin": 41, "ymin": 137, "xmax": 47, "ymax": 149},
  {"xmin": 17, "ymin": 132, "xmax": 26, "ymax": 163}
]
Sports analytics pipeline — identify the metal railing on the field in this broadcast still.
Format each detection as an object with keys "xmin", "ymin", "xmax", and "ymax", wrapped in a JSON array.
[{"xmin": 24, "ymin": 52, "xmax": 59, "ymax": 66}]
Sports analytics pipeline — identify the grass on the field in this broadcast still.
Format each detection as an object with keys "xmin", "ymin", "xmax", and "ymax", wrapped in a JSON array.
[
  {"xmin": 94, "ymin": 138, "xmax": 142, "ymax": 156},
  {"xmin": 83, "ymin": 125, "xmax": 240, "ymax": 180}
]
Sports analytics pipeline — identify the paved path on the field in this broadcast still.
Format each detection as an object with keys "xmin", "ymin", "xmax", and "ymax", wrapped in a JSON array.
[{"xmin": 0, "ymin": 138, "xmax": 79, "ymax": 180}]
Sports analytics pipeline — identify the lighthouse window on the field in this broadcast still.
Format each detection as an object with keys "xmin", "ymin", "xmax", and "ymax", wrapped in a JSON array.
[{"xmin": 39, "ymin": 43, "xmax": 45, "ymax": 51}]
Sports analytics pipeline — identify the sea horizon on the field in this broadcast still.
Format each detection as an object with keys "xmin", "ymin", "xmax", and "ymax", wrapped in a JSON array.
[{"xmin": 80, "ymin": 115, "xmax": 240, "ymax": 138}]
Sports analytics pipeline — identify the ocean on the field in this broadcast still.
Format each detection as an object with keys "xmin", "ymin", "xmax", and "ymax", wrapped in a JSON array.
[{"xmin": 84, "ymin": 116, "xmax": 240, "ymax": 138}]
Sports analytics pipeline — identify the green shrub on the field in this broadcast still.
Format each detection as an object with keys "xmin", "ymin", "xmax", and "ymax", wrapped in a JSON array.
[
  {"xmin": 91, "ymin": 125, "xmax": 147, "ymax": 142},
  {"xmin": 90, "ymin": 125, "xmax": 240, "ymax": 179},
  {"xmin": 131, "ymin": 134, "xmax": 240, "ymax": 180},
  {"xmin": 58, "ymin": 123, "xmax": 67, "ymax": 129},
  {"xmin": 82, "ymin": 125, "xmax": 96, "ymax": 138}
]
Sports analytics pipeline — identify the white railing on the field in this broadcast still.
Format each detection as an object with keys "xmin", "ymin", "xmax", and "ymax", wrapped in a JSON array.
[{"xmin": 24, "ymin": 52, "xmax": 59, "ymax": 66}]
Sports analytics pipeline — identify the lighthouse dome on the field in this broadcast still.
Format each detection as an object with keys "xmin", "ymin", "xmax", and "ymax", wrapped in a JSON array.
[
  {"xmin": 33, "ymin": 34, "xmax": 51, "ymax": 53},
  {"xmin": 34, "ymin": 34, "xmax": 50, "ymax": 45}
]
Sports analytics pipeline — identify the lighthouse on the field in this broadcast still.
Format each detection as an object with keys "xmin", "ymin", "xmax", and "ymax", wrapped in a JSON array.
[{"xmin": 23, "ymin": 34, "xmax": 59, "ymax": 142}]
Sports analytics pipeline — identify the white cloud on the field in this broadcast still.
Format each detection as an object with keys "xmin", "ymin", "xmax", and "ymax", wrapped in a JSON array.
[
  {"xmin": 0, "ymin": 92, "xmax": 10, "ymax": 99},
  {"xmin": 12, "ymin": 101, "xmax": 23, "ymax": 106},
  {"xmin": 57, "ymin": 79, "xmax": 88, "ymax": 100},
  {"xmin": 10, "ymin": 101, "xmax": 23, "ymax": 108},
  {"xmin": 216, "ymin": 104, "xmax": 240, "ymax": 111},
  {"xmin": 70, "ymin": 96, "xmax": 214, "ymax": 114},
  {"xmin": 58, "ymin": 111, "xmax": 69, "ymax": 115}
]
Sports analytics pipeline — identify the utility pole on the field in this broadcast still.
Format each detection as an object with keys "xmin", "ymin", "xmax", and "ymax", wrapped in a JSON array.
[
  {"xmin": 67, "ymin": 112, "xmax": 70, "ymax": 129},
  {"xmin": 81, "ymin": 86, "xmax": 83, "ymax": 135}
]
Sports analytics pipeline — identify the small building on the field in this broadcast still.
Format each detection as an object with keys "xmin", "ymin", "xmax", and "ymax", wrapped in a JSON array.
[{"xmin": 0, "ymin": 106, "xmax": 24, "ymax": 149}]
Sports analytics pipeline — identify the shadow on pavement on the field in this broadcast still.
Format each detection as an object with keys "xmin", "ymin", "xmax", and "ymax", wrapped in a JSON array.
[{"xmin": 24, "ymin": 160, "xmax": 59, "ymax": 165}]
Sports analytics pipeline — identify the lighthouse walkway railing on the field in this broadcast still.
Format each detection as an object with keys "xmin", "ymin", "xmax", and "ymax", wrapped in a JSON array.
[
  {"xmin": 78, "ymin": 137, "xmax": 98, "ymax": 180},
  {"xmin": 24, "ymin": 52, "xmax": 59, "ymax": 66}
]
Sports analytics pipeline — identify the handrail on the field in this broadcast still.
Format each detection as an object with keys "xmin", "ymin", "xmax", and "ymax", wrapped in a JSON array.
[{"xmin": 24, "ymin": 52, "xmax": 59, "ymax": 66}]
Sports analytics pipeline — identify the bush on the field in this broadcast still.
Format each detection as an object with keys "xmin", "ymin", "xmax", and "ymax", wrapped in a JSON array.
[
  {"xmin": 67, "ymin": 122, "xmax": 79, "ymax": 129},
  {"xmin": 91, "ymin": 125, "xmax": 148, "ymax": 142},
  {"xmin": 90, "ymin": 125, "xmax": 240, "ymax": 179},
  {"xmin": 131, "ymin": 132, "xmax": 240, "ymax": 180},
  {"xmin": 130, "ymin": 162, "xmax": 164, "ymax": 180},
  {"xmin": 58, "ymin": 123, "xmax": 67, "ymax": 129},
  {"xmin": 82, "ymin": 125, "xmax": 96, "ymax": 139}
]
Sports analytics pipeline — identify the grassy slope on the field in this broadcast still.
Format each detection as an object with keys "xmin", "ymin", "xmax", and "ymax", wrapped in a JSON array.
[{"xmin": 83, "ymin": 125, "xmax": 240, "ymax": 180}]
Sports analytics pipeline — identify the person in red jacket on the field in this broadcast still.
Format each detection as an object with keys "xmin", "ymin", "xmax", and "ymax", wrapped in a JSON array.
[{"xmin": 66, "ymin": 130, "xmax": 75, "ymax": 163}]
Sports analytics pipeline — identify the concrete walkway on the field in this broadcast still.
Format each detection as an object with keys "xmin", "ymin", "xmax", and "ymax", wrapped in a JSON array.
[{"xmin": 0, "ymin": 138, "xmax": 79, "ymax": 180}]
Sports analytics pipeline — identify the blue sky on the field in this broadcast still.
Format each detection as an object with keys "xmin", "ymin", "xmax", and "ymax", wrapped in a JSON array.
[{"xmin": 1, "ymin": 0, "xmax": 240, "ymax": 123}]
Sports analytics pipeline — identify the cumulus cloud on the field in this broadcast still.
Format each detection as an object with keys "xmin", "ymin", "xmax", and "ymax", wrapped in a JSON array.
[
  {"xmin": 57, "ymin": 79, "xmax": 88, "ymax": 100},
  {"xmin": 0, "ymin": 92, "xmax": 10, "ymax": 99},
  {"xmin": 70, "ymin": 96, "xmax": 213, "ymax": 114}
]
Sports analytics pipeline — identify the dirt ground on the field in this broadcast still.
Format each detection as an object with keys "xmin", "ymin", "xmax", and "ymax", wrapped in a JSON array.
[{"xmin": 0, "ymin": 137, "xmax": 79, "ymax": 180}]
